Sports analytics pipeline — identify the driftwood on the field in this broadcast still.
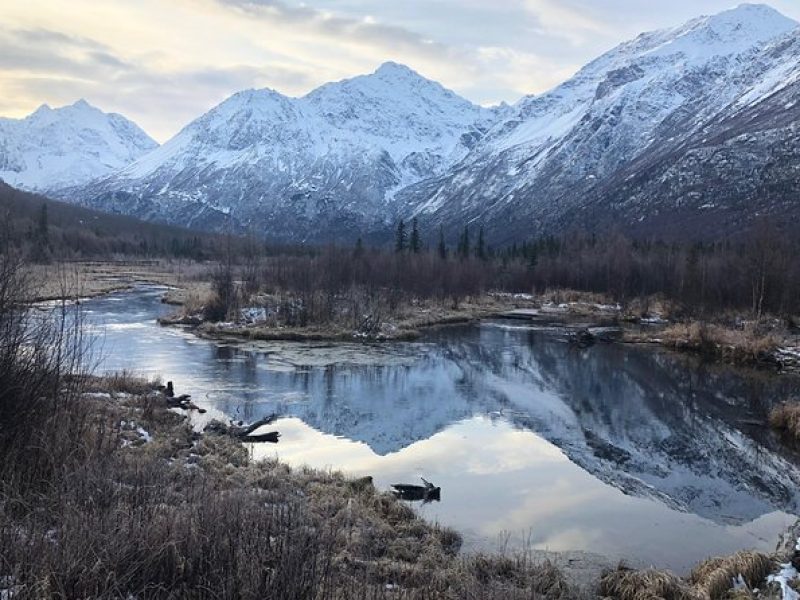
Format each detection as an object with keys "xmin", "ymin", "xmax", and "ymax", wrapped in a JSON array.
[
  {"xmin": 391, "ymin": 478, "xmax": 440, "ymax": 503},
  {"xmin": 203, "ymin": 414, "xmax": 280, "ymax": 444},
  {"xmin": 159, "ymin": 383, "xmax": 206, "ymax": 413}
]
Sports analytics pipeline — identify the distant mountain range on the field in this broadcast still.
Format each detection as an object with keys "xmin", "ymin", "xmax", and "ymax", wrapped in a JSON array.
[{"xmin": 2, "ymin": 3, "xmax": 799, "ymax": 243}]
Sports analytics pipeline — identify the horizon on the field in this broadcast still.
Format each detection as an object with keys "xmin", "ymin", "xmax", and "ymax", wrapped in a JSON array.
[{"xmin": 3, "ymin": 0, "xmax": 800, "ymax": 143}]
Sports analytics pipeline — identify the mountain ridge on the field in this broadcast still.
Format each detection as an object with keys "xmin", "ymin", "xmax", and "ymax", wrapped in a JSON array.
[
  {"xmin": 65, "ymin": 61, "xmax": 496, "ymax": 240},
  {"xmin": 400, "ymin": 3, "xmax": 800, "ymax": 242},
  {"xmin": 4, "ymin": 3, "xmax": 799, "ymax": 243}
]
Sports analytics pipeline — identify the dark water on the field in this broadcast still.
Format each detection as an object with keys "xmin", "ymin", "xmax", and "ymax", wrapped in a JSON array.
[{"xmin": 79, "ymin": 286, "xmax": 800, "ymax": 570}]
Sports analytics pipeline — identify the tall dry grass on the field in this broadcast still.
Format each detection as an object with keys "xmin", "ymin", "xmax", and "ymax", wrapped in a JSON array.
[
  {"xmin": 657, "ymin": 322, "xmax": 781, "ymax": 365},
  {"xmin": 600, "ymin": 551, "xmax": 776, "ymax": 600},
  {"xmin": 1, "ymin": 389, "xmax": 582, "ymax": 599},
  {"xmin": 769, "ymin": 402, "xmax": 800, "ymax": 443}
]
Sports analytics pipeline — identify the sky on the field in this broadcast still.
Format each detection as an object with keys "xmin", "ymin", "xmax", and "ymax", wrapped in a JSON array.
[{"xmin": 3, "ymin": 0, "xmax": 799, "ymax": 142}]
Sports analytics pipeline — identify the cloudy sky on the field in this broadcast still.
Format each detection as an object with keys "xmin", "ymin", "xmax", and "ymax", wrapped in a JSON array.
[{"xmin": 3, "ymin": 0, "xmax": 799, "ymax": 142}]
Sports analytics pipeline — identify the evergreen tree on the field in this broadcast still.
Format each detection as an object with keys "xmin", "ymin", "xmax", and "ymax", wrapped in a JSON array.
[
  {"xmin": 457, "ymin": 226, "xmax": 470, "ymax": 260},
  {"xmin": 528, "ymin": 246, "xmax": 539, "ymax": 270},
  {"xmin": 354, "ymin": 237, "xmax": 364, "ymax": 257},
  {"xmin": 476, "ymin": 226, "xmax": 486, "ymax": 260},
  {"xmin": 395, "ymin": 220, "xmax": 407, "ymax": 253},
  {"xmin": 410, "ymin": 218, "xmax": 421, "ymax": 254},
  {"xmin": 437, "ymin": 226, "xmax": 447, "ymax": 259},
  {"xmin": 37, "ymin": 203, "xmax": 49, "ymax": 242},
  {"xmin": 32, "ymin": 202, "xmax": 50, "ymax": 262}
]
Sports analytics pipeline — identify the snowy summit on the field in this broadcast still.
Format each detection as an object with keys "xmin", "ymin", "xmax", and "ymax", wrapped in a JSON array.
[{"xmin": 0, "ymin": 100, "xmax": 157, "ymax": 193}]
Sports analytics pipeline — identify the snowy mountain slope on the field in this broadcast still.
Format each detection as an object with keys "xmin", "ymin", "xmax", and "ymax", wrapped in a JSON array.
[
  {"xmin": 399, "ymin": 3, "xmax": 800, "ymax": 242},
  {"xmin": 70, "ymin": 63, "xmax": 497, "ymax": 240},
  {"xmin": 0, "ymin": 100, "xmax": 157, "ymax": 193},
  {"xmin": 48, "ymin": 4, "xmax": 800, "ymax": 242},
  {"xmin": 564, "ymin": 30, "xmax": 800, "ymax": 238}
]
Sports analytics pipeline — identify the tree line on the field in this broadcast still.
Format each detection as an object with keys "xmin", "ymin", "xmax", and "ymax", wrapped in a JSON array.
[
  {"xmin": 201, "ymin": 218, "xmax": 799, "ymax": 324},
  {"xmin": 5, "ymin": 177, "xmax": 798, "ymax": 319}
]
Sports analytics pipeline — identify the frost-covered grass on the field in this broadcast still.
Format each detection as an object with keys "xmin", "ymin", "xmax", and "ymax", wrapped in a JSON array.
[
  {"xmin": 600, "ymin": 551, "xmax": 779, "ymax": 600},
  {"xmin": 0, "ymin": 381, "xmax": 582, "ymax": 600}
]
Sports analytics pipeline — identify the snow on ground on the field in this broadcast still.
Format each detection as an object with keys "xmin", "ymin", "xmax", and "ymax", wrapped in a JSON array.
[{"xmin": 767, "ymin": 539, "xmax": 800, "ymax": 600}]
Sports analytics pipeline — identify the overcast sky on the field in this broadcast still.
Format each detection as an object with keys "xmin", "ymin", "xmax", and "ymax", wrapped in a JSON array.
[{"xmin": 3, "ymin": 0, "xmax": 799, "ymax": 142}]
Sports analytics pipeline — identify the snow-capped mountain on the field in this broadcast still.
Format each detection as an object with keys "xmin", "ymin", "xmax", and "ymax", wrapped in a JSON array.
[
  {"xmin": 400, "ymin": 3, "xmax": 800, "ymax": 242},
  {"xmin": 71, "ymin": 63, "xmax": 497, "ymax": 239},
  {"xmin": 567, "ymin": 29, "xmax": 800, "ymax": 238},
  {"xmin": 52, "ymin": 4, "xmax": 800, "ymax": 242},
  {"xmin": 0, "ymin": 100, "xmax": 157, "ymax": 193}
]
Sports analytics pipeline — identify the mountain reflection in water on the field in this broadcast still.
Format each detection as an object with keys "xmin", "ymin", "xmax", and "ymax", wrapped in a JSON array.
[{"xmin": 85, "ymin": 287, "xmax": 800, "ymax": 571}]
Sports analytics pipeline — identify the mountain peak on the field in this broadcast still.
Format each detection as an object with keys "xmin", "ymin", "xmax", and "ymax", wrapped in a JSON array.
[
  {"xmin": 698, "ymin": 3, "xmax": 798, "ymax": 34},
  {"xmin": 373, "ymin": 61, "xmax": 420, "ymax": 79},
  {"xmin": 668, "ymin": 2, "xmax": 798, "ymax": 52},
  {"xmin": 31, "ymin": 103, "xmax": 52, "ymax": 117},
  {"xmin": 0, "ymin": 99, "xmax": 157, "ymax": 192},
  {"xmin": 70, "ymin": 98, "xmax": 93, "ymax": 110},
  {"xmin": 722, "ymin": 3, "xmax": 796, "ymax": 23}
]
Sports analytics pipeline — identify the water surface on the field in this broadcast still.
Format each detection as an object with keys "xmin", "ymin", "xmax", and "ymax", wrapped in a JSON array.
[{"xmin": 82, "ymin": 286, "xmax": 800, "ymax": 571}]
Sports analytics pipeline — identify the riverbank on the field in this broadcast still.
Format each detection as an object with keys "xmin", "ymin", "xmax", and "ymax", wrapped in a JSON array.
[
  {"xmin": 192, "ymin": 299, "xmax": 533, "ymax": 342},
  {"xmin": 29, "ymin": 261, "xmax": 800, "ymax": 373},
  {"xmin": 5, "ymin": 373, "xmax": 798, "ymax": 599},
  {"xmin": 0, "ymin": 373, "xmax": 599, "ymax": 599},
  {"xmin": 161, "ymin": 289, "xmax": 800, "ymax": 376},
  {"xmin": 158, "ymin": 286, "xmax": 629, "ymax": 342},
  {"xmin": 622, "ymin": 320, "xmax": 800, "ymax": 373},
  {"xmin": 25, "ymin": 260, "xmax": 209, "ymax": 302}
]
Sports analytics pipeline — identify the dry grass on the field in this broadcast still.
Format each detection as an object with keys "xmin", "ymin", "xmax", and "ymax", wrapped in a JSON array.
[
  {"xmin": 161, "ymin": 280, "xmax": 214, "ymax": 309},
  {"xmin": 624, "ymin": 294, "xmax": 681, "ymax": 321},
  {"xmin": 769, "ymin": 402, "xmax": 800, "ymax": 442},
  {"xmin": 1, "ymin": 382, "xmax": 583, "ymax": 599},
  {"xmin": 26, "ymin": 260, "xmax": 216, "ymax": 303},
  {"xmin": 540, "ymin": 289, "xmax": 615, "ymax": 306},
  {"xmin": 689, "ymin": 552, "xmax": 775, "ymax": 600},
  {"xmin": 600, "ymin": 567, "xmax": 698, "ymax": 600},
  {"xmin": 600, "ymin": 552, "xmax": 775, "ymax": 600},
  {"xmin": 77, "ymin": 370, "xmax": 160, "ymax": 395},
  {"xmin": 186, "ymin": 296, "xmax": 526, "ymax": 342},
  {"xmin": 648, "ymin": 322, "xmax": 782, "ymax": 365}
]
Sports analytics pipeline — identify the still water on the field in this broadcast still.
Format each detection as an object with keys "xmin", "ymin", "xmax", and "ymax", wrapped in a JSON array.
[{"xmin": 81, "ymin": 286, "xmax": 800, "ymax": 571}]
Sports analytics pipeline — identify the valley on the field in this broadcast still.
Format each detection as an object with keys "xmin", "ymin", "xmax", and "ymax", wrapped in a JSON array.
[{"xmin": 3, "ymin": 2, "xmax": 800, "ymax": 598}]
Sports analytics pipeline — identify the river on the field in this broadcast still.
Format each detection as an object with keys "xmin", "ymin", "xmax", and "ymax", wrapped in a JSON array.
[{"xmin": 79, "ymin": 285, "xmax": 800, "ymax": 571}]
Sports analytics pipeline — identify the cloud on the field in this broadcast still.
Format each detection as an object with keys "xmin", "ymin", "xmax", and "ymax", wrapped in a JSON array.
[
  {"xmin": 521, "ymin": 0, "xmax": 612, "ymax": 45},
  {"xmin": 0, "ymin": 0, "xmax": 569, "ymax": 140},
  {"xmin": 7, "ymin": 0, "xmax": 796, "ymax": 143},
  {"xmin": 214, "ymin": 0, "xmax": 466, "ymax": 66},
  {"xmin": 208, "ymin": 0, "xmax": 553, "ymax": 103},
  {"xmin": 0, "ymin": 27, "xmax": 132, "ymax": 77}
]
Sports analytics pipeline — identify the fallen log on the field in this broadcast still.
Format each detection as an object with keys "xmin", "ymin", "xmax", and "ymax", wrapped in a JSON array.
[
  {"xmin": 391, "ymin": 478, "xmax": 440, "ymax": 503},
  {"xmin": 243, "ymin": 431, "xmax": 281, "ymax": 443},
  {"xmin": 203, "ymin": 414, "xmax": 280, "ymax": 444},
  {"xmin": 238, "ymin": 414, "xmax": 278, "ymax": 436},
  {"xmin": 163, "ymin": 391, "xmax": 206, "ymax": 413}
]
